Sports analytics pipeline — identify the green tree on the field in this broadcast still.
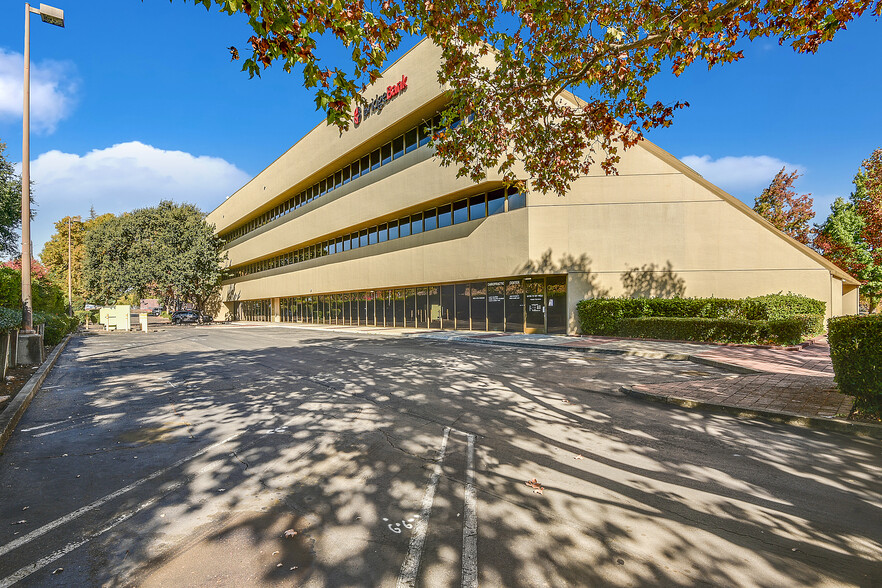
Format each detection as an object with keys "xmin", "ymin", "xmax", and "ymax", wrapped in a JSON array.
[
  {"xmin": 40, "ymin": 213, "xmax": 115, "ymax": 308},
  {"xmin": 815, "ymin": 150, "xmax": 882, "ymax": 312},
  {"xmin": 187, "ymin": 0, "xmax": 878, "ymax": 194},
  {"xmin": 0, "ymin": 140, "xmax": 28, "ymax": 258},
  {"xmin": 753, "ymin": 167, "xmax": 814, "ymax": 245},
  {"xmin": 83, "ymin": 201, "xmax": 224, "ymax": 310}
]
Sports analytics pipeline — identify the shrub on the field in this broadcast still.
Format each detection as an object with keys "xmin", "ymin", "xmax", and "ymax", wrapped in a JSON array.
[
  {"xmin": 828, "ymin": 315, "xmax": 882, "ymax": 418},
  {"xmin": 74, "ymin": 309, "xmax": 99, "ymax": 324},
  {"xmin": 34, "ymin": 311, "xmax": 78, "ymax": 346},
  {"xmin": 0, "ymin": 306, "xmax": 20, "ymax": 333},
  {"xmin": 577, "ymin": 295, "xmax": 826, "ymax": 344}
]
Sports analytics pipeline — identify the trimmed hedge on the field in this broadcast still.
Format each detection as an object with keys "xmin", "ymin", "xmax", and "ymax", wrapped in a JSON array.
[
  {"xmin": 828, "ymin": 314, "xmax": 882, "ymax": 418},
  {"xmin": 577, "ymin": 293, "xmax": 826, "ymax": 344},
  {"xmin": 34, "ymin": 312, "xmax": 79, "ymax": 346},
  {"xmin": 617, "ymin": 315, "xmax": 822, "ymax": 346}
]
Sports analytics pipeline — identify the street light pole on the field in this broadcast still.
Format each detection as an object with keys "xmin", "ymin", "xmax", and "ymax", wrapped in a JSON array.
[
  {"xmin": 21, "ymin": 3, "xmax": 64, "ymax": 333},
  {"xmin": 67, "ymin": 215, "xmax": 72, "ymax": 316}
]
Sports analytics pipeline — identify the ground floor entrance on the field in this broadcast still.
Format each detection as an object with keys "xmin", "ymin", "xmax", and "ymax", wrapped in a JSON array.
[{"xmin": 234, "ymin": 275, "xmax": 567, "ymax": 334}]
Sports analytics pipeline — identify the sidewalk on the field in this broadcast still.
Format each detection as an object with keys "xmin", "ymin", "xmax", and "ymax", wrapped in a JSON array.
[{"xmin": 211, "ymin": 322, "xmax": 879, "ymax": 437}]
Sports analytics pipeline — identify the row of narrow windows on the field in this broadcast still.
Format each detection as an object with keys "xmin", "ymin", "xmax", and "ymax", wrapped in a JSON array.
[
  {"xmin": 229, "ymin": 186, "xmax": 524, "ymax": 279},
  {"xmin": 235, "ymin": 275, "xmax": 567, "ymax": 335},
  {"xmin": 221, "ymin": 113, "xmax": 453, "ymax": 244}
]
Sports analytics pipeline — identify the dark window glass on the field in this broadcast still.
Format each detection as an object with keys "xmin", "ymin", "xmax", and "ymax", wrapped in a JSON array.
[
  {"xmin": 392, "ymin": 136, "xmax": 405, "ymax": 159},
  {"xmin": 416, "ymin": 288, "xmax": 429, "ymax": 328},
  {"xmin": 418, "ymin": 120, "xmax": 432, "ymax": 146},
  {"xmin": 394, "ymin": 289, "xmax": 405, "ymax": 326},
  {"xmin": 383, "ymin": 290, "xmax": 394, "ymax": 327},
  {"xmin": 429, "ymin": 286, "xmax": 442, "ymax": 329},
  {"xmin": 423, "ymin": 208, "xmax": 437, "ymax": 231},
  {"xmin": 525, "ymin": 277, "xmax": 545, "ymax": 334},
  {"xmin": 370, "ymin": 149, "xmax": 381, "ymax": 171},
  {"xmin": 361, "ymin": 154, "xmax": 370, "ymax": 176},
  {"xmin": 505, "ymin": 279, "xmax": 525, "ymax": 332},
  {"xmin": 487, "ymin": 188, "xmax": 505, "ymax": 215},
  {"xmin": 342, "ymin": 293, "xmax": 351, "ymax": 324},
  {"xmin": 469, "ymin": 194, "xmax": 486, "ymax": 220},
  {"xmin": 405, "ymin": 128, "xmax": 418, "ymax": 152},
  {"xmin": 374, "ymin": 290, "xmax": 385, "ymax": 326},
  {"xmin": 334, "ymin": 170, "xmax": 342, "ymax": 189},
  {"xmin": 369, "ymin": 225, "xmax": 378, "ymax": 245},
  {"xmin": 433, "ymin": 114, "xmax": 443, "ymax": 132},
  {"xmin": 351, "ymin": 159, "xmax": 360, "ymax": 180},
  {"xmin": 546, "ymin": 275, "xmax": 567, "ymax": 334},
  {"xmin": 450, "ymin": 116, "xmax": 462, "ymax": 129},
  {"xmin": 508, "ymin": 186, "xmax": 526, "ymax": 210},
  {"xmin": 405, "ymin": 288, "xmax": 416, "ymax": 328},
  {"xmin": 411, "ymin": 213, "xmax": 423, "ymax": 235},
  {"xmin": 487, "ymin": 281, "xmax": 505, "ymax": 331},
  {"xmin": 378, "ymin": 223, "xmax": 388, "ymax": 243},
  {"xmin": 342, "ymin": 166, "xmax": 351, "ymax": 185},
  {"xmin": 317, "ymin": 179, "xmax": 325, "ymax": 197},
  {"xmin": 388, "ymin": 220, "xmax": 399, "ymax": 240},
  {"xmin": 437, "ymin": 204, "xmax": 452, "ymax": 228},
  {"xmin": 359, "ymin": 229, "xmax": 369, "ymax": 248},
  {"xmin": 440, "ymin": 285, "xmax": 455, "ymax": 329},
  {"xmin": 381, "ymin": 142, "xmax": 393, "ymax": 165},
  {"xmin": 455, "ymin": 283, "xmax": 470, "ymax": 330},
  {"xmin": 399, "ymin": 217, "xmax": 411, "ymax": 237},
  {"xmin": 453, "ymin": 199, "xmax": 469, "ymax": 224}
]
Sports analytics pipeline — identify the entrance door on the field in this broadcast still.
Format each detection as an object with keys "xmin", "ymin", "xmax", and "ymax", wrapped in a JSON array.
[
  {"xmin": 546, "ymin": 275, "xmax": 567, "ymax": 334},
  {"xmin": 505, "ymin": 279, "xmax": 524, "ymax": 333},
  {"xmin": 524, "ymin": 277, "xmax": 545, "ymax": 334}
]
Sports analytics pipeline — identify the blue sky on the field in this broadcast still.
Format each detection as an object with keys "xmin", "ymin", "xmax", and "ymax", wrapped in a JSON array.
[{"xmin": 0, "ymin": 2, "xmax": 879, "ymax": 258}]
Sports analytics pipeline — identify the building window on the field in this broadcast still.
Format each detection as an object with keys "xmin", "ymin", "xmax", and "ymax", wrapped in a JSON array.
[
  {"xmin": 405, "ymin": 128, "xmax": 418, "ymax": 153},
  {"xmin": 488, "ymin": 188, "xmax": 505, "ymax": 215},
  {"xmin": 508, "ymin": 186, "xmax": 526, "ymax": 210},
  {"xmin": 410, "ymin": 213, "xmax": 423, "ymax": 235},
  {"xmin": 393, "ymin": 136, "xmax": 405, "ymax": 159},
  {"xmin": 438, "ymin": 204, "xmax": 452, "ymax": 228}
]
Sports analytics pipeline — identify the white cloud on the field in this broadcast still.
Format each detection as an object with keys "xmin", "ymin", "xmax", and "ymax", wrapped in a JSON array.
[
  {"xmin": 680, "ymin": 154, "xmax": 803, "ymax": 193},
  {"xmin": 0, "ymin": 48, "xmax": 78, "ymax": 134},
  {"xmin": 14, "ymin": 141, "xmax": 251, "ymax": 257}
]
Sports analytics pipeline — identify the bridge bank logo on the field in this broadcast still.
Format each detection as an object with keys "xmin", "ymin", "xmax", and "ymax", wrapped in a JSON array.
[{"xmin": 353, "ymin": 75, "xmax": 408, "ymax": 127}]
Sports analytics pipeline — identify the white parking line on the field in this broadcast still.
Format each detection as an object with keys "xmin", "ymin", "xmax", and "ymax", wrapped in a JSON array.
[
  {"xmin": 462, "ymin": 433, "xmax": 478, "ymax": 588},
  {"xmin": 0, "ymin": 431, "xmax": 243, "ymax": 559},
  {"xmin": 396, "ymin": 427, "xmax": 450, "ymax": 588},
  {"xmin": 20, "ymin": 420, "xmax": 67, "ymax": 433}
]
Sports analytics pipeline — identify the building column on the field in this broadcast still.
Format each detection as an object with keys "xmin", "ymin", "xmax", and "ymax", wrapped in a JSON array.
[{"xmin": 273, "ymin": 297, "xmax": 281, "ymax": 322}]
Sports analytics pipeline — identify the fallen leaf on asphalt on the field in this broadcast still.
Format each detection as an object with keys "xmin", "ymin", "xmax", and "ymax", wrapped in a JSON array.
[
  {"xmin": 11, "ymin": 520, "xmax": 26, "ymax": 525},
  {"xmin": 524, "ymin": 478, "xmax": 544, "ymax": 494},
  {"xmin": 52, "ymin": 568, "xmax": 63, "ymax": 574},
  {"xmin": 277, "ymin": 563, "xmax": 282, "ymax": 567},
  {"xmin": 574, "ymin": 454, "xmax": 584, "ymax": 460},
  {"xmin": 284, "ymin": 529, "xmax": 297, "ymax": 538},
  {"xmin": 22, "ymin": 506, "xmax": 28, "ymax": 511},
  {"xmin": 290, "ymin": 566, "xmax": 298, "ymax": 570}
]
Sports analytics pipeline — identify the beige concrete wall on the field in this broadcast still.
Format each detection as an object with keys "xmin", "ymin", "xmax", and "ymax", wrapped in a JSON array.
[
  {"xmin": 207, "ymin": 39, "xmax": 447, "ymax": 235},
  {"xmin": 211, "ymin": 40, "xmax": 859, "ymax": 333}
]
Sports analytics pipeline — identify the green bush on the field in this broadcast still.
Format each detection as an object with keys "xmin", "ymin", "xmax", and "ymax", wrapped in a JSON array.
[
  {"xmin": 577, "ymin": 294, "xmax": 826, "ymax": 345},
  {"xmin": 828, "ymin": 315, "xmax": 882, "ymax": 418},
  {"xmin": 34, "ymin": 311, "xmax": 78, "ymax": 346},
  {"xmin": 74, "ymin": 309, "xmax": 99, "ymax": 324}
]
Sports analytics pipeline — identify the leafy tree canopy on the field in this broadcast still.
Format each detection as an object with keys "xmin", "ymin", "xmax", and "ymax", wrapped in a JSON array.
[
  {"xmin": 40, "ymin": 213, "xmax": 115, "ymax": 308},
  {"xmin": 186, "ymin": 0, "xmax": 880, "ymax": 194},
  {"xmin": 0, "ymin": 141, "xmax": 27, "ymax": 259},
  {"xmin": 815, "ymin": 148, "xmax": 882, "ymax": 312},
  {"xmin": 753, "ymin": 167, "xmax": 814, "ymax": 245},
  {"xmin": 83, "ymin": 201, "xmax": 224, "ymax": 310}
]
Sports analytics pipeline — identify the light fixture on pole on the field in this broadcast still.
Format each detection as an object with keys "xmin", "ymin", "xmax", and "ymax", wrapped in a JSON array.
[{"xmin": 21, "ymin": 3, "xmax": 64, "ymax": 335}]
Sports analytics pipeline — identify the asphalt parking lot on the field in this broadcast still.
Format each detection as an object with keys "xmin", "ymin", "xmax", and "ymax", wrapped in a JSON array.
[{"xmin": 0, "ymin": 326, "xmax": 879, "ymax": 587}]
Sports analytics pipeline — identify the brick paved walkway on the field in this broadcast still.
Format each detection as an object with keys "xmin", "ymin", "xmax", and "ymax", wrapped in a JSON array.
[{"xmin": 630, "ymin": 339, "xmax": 854, "ymax": 419}]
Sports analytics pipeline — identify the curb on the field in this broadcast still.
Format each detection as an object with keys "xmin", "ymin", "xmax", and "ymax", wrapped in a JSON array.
[
  {"xmin": 686, "ymin": 355, "xmax": 764, "ymax": 375},
  {"xmin": 0, "ymin": 333, "xmax": 73, "ymax": 453},
  {"xmin": 620, "ymin": 385, "xmax": 882, "ymax": 440}
]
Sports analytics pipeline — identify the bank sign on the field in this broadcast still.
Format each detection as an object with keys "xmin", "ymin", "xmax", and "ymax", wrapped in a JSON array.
[{"xmin": 353, "ymin": 75, "xmax": 408, "ymax": 127}]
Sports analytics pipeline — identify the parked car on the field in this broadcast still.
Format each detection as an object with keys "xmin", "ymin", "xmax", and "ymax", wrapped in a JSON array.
[
  {"xmin": 200, "ymin": 314, "xmax": 213, "ymax": 324},
  {"xmin": 171, "ymin": 310, "xmax": 201, "ymax": 325}
]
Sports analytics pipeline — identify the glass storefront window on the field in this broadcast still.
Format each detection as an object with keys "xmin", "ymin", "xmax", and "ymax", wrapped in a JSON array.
[
  {"xmin": 487, "ymin": 281, "xmax": 505, "ymax": 331},
  {"xmin": 429, "ymin": 286, "xmax": 442, "ymax": 329},
  {"xmin": 505, "ymin": 279, "xmax": 525, "ymax": 332},
  {"xmin": 394, "ymin": 289, "xmax": 405, "ymax": 327},
  {"xmin": 405, "ymin": 288, "xmax": 416, "ymax": 328},
  {"xmin": 417, "ymin": 287, "xmax": 429, "ymax": 328},
  {"xmin": 525, "ymin": 277, "xmax": 545, "ymax": 334},
  {"xmin": 455, "ymin": 283, "xmax": 470, "ymax": 330},
  {"xmin": 440, "ymin": 284, "xmax": 454, "ymax": 329}
]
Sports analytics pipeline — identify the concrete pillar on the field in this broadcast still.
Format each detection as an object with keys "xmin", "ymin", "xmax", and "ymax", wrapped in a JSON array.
[
  {"xmin": 16, "ymin": 332, "xmax": 42, "ymax": 365},
  {"xmin": 273, "ymin": 297, "xmax": 281, "ymax": 322}
]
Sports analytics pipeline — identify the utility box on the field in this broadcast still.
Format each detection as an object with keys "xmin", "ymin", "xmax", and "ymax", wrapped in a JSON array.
[
  {"xmin": 139, "ymin": 313, "xmax": 148, "ymax": 332},
  {"xmin": 100, "ymin": 305, "xmax": 132, "ymax": 331}
]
